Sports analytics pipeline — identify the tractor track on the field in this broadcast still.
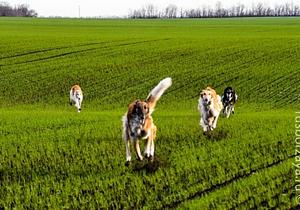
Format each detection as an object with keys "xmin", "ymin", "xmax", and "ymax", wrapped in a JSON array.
[
  {"xmin": 163, "ymin": 155, "xmax": 294, "ymax": 209},
  {"xmin": 0, "ymin": 39, "xmax": 171, "ymax": 67}
]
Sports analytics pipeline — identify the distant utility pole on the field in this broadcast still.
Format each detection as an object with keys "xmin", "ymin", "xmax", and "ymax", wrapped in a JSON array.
[{"xmin": 78, "ymin": 5, "xmax": 80, "ymax": 18}]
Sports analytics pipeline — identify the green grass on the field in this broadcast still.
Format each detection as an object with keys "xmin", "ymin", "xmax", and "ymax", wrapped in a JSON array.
[{"xmin": 0, "ymin": 17, "xmax": 299, "ymax": 209}]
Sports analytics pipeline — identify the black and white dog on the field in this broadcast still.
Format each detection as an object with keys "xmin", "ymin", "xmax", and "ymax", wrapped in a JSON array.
[{"xmin": 221, "ymin": 87, "xmax": 238, "ymax": 118}]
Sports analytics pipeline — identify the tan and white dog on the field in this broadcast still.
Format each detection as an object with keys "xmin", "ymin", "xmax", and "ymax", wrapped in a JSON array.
[
  {"xmin": 198, "ymin": 87, "xmax": 223, "ymax": 133},
  {"xmin": 122, "ymin": 77, "xmax": 172, "ymax": 165},
  {"xmin": 70, "ymin": 85, "xmax": 83, "ymax": 113}
]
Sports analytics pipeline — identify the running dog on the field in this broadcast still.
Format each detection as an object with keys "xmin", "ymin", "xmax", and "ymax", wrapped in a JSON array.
[
  {"xmin": 222, "ymin": 87, "xmax": 238, "ymax": 118},
  {"xmin": 122, "ymin": 77, "xmax": 172, "ymax": 165},
  {"xmin": 198, "ymin": 87, "xmax": 223, "ymax": 133},
  {"xmin": 70, "ymin": 85, "xmax": 83, "ymax": 113}
]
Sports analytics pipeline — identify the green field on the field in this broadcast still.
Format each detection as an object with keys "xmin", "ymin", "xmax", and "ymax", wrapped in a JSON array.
[{"xmin": 0, "ymin": 17, "xmax": 299, "ymax": 209}]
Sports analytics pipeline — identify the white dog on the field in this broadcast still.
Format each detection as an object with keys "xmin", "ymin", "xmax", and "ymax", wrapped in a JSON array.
[
  {"xmin": 198, "ymin": 87, "xmax": 223, "ymax": 133},
  {"xmin": 70, "ymin": 85, "xmax": 83, "ymax": 112}
]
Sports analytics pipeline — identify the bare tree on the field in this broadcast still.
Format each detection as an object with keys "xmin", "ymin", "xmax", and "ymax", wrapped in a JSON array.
[
  {"xmin": 15, "ymin": 4, "xmax": 37, "ymax": 17},
  {"xmin": 165, "ymin": 4, "xmax": 177, "ymax": 18},
  {"xmin": 236, "ymin": 3, "xmax": 245, "ymax": 16},
  {"xmin": 0, "ymin": 2, "xmax": 13, "ymax": 16},
  {"xmin": 215, "ymin": 1, "xmax": 223, "ymax": 17},
  {"xmin": 265, "ymin": 6, "xmax": 273, "ymax": 16},
  {"xmin": 285, "ymin": 2, "xmax": 293, "ymax": 15},
  {"xmin": 293, "ymin": 5, "xmax": 300, "ymax": 16},
  {"xmin": 0, "ymin": 2, "xmax": 37, "ymax": 17},
  {"xmin": 145, "ymin": 4, "xmax": 157, "ymax": 18},
  {"xmin": 179, "ymin": 8, "xmax": 184, "ymax": 18},
  {"xmin": 128, "ymin": 1, "xmax": 300, "ymax": 19},
  {"xmin": 201, "ymin": 6, "xmax": 208, "ymax": 17},
  {"xmin": 255, "ymin": 3, "xmax": 264, "ymax": 16}
]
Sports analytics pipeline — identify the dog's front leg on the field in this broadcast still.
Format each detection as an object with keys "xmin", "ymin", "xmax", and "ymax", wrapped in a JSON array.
[
  {"xmin": 150, "ymin": 126, "xmax": 156, "ymax": 158},
  {"xmin": 212, "ymin": 115, "xmax": 219, "ymax": 130},
  {"xmin": 225, "ymin": 106, "xmax": 231, "ymax": 118},
  {"xmin": 125, "ymin": 139, "xmax": 131, "ymax": 165},
  {"xmin": 150, "ymin": 139, "xmax": 155, "ymax": 158},
  {"xmin": 200, "ymin": 118, "xmax": 208, "ymax": 132},
  {"xmin": 144, "ymin": 138, "xmax": 151, "ymax": 158},
  {"xmin": 223, "ymin": 105, "xmax": 227, "ymax": 115},
  {"xmin": 134, "ymin": 140, "xmax": 143, "ymax": 161}
]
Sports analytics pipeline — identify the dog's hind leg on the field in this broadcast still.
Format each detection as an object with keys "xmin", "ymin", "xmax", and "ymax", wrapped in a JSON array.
[{"xmin": 134, "ymin": 140, "xmax": 143, "ymax": 161}]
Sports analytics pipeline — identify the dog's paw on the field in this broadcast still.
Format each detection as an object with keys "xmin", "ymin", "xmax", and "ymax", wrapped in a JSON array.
[
  {"xmin": 69, "ymin": 102, "xmax": 72, "ymax": 106},
  {"xmin": 136, "ymin": 156, "xmax": 143, "ymax": 161},
  {"xmin": 203, "ymin": 131, "xmax": 209, "ymax": 135},
  {"xmin": 148, "ymin": 155, "xmax": 154, "ymax": 162},
  {"xmin": 144, "ymin": 153, "xmax": 150, "ymax": 159},
  {"xmin": 125, "ymin": 161, "xmax": 131, "ymax": 167}
]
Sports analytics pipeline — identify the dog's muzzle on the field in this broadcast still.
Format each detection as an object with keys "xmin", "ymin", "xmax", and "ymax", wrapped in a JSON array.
[{"xmin": 204, "ymin": 100, "xmax": 211, "ymax": 107}]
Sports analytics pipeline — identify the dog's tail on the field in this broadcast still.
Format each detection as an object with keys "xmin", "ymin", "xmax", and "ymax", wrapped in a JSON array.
[{"xmin": 146, "ymin": 77, "xmax": 172, "ymax": 114}]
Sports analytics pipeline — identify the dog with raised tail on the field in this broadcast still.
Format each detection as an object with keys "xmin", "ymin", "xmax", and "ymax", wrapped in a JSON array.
[
  {"xmin": 70, "ymin": 85, "xmax": 83, "ymax": 113},
  {"xmin": 122, "ymin": 77, "xmax": 172, "ymax": 165},
  {"xmin": 198, "ymin": 87, "xmax": 223, "ymax": 133}
]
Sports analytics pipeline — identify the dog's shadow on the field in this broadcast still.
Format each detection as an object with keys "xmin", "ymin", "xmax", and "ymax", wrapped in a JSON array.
[
  {"xmin": 203, "ymin": 129, "xmax": 229, "ymax": 141},
  {"xmin": 131, "ymin": 156, "xmax": 168, "ymax": 174}
]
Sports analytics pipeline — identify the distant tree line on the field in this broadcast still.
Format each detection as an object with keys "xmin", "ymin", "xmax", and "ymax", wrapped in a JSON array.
[
  {"xmin": 129, "ymin": 2, "xmax": 300, "ymax": 19},
  {"xmin": 0, "ymin": 2, "xmax": 37, "ymax": 17}
]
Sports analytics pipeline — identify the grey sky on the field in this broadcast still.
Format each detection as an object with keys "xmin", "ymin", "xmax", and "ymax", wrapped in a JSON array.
[{"xmin": 8, "ymin": 0, "xmax": 296, "ymax": 17}]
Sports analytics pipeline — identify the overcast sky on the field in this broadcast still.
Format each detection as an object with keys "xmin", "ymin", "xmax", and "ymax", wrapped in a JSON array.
[{"xmin": 8, "ymin": 0, "xmax": 298, "ymax": 17}]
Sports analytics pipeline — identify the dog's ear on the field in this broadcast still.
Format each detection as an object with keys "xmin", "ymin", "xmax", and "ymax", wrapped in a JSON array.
[
  {"xmin": 132, "ymin": 100, "xmax": 141, "ymax": 113},
  {"xmin": 133, "ymin": 100, "xmax": 140, "ymax": 108},
  {"xmin": 209, "ymin": 89, "xmax": 217, "ymax": 100},
  {"xmin": 232, "ymin": 90, "xmax": 237, "ymax": 102}
]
